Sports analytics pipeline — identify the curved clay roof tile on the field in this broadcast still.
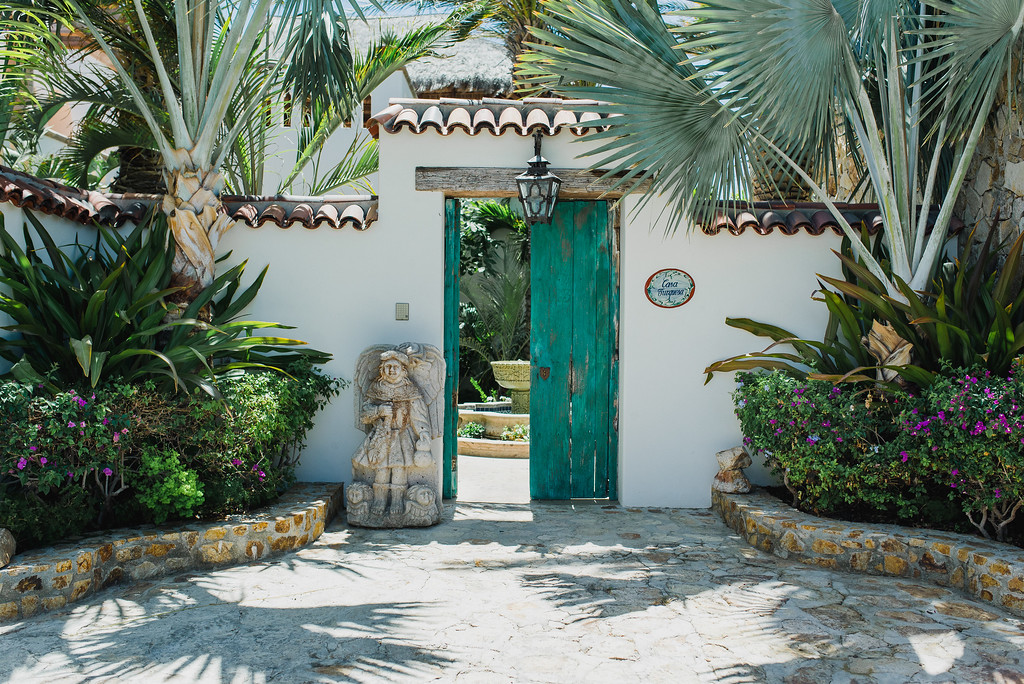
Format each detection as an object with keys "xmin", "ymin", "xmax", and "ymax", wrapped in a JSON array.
[
  {"xmin": 258, "ymin": 204, "xmax": 288, "ymax": 228},
  {"xmin": 573, "ymin": 111, "xmax": 603, "ymax": 136},
  {"xmin": 809, "ymin": 210, "xmax": 835, "ymax": 236},
  {"xmin": 418, "ymin": 106, "xmax": 445, "ymax": 133},
  {"xmin": 446, "ymin": 107, "xmax": 473, "ymax": 133},
  {"xmin": 392, "ymin": 108, "xmax": 420, "ymax": 133},
  {"xmin": 783, "ymin": 210, "xmax": 811, "ymax": 235},
  {"xmin": 735, "ymin": 211, "xmax": 759, "ymax": 234},
  {"xmin": 758, "ymin": 210, "xmax": 786, "ymax": 235},
  {"xmin": 231, "ymin": 204, "xmax": 259, "ymax": 227},
  {"xmin": 290, "ymin": 203, "xmax": 314, "ymax": 228},
  {"xmin": 313, "ymin": 204, "xmax": 340, "ymax": 228},
  {"xmin": 525, "ymin": 108, "xmax": 553, "ymax": 134},
  {"xmin": 471, "ymin": 107, "xmax": 497, "ymax": 134},
  {"xmin": 497, "ymin": 106, "xmax": 525, "ymax": 134},
  {"xmin": 551, "ymin": 110, "xmax": 578, "ymax": 130},
  {"xmin": 341, "ymin": 204, "xmax": 366, "ymax": 227},
  {"xmin": 864, "ymin": 211, "xmax": 884, "ymax": 235}
]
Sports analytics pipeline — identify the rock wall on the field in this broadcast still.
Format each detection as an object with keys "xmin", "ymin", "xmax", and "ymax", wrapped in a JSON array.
[
  {"xmin": 0, "ymin": 483, "xmax": 342, "ymax": 623},
  {"xmin": 958, "ymin": 74, "xmax": 1024, "ymax": 241}
]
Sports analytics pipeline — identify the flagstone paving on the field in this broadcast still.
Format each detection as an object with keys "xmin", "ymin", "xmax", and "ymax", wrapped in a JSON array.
[{"xmin": 1, "ymin": 502, "xmax": 1024, "ymax": 683}]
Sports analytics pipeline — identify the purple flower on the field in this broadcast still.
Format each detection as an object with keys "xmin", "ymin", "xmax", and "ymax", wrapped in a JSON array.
[
  {"xmin": 28, "ymin": 446, "xmax": 36, "ymax": 451},
  {"xmin": 231, "ymin": 458, "xmax": 243, "ymax": 466},
  {"xmin": 16, "ymin": 458, "xmax": 27, "ymax": 470},
  {"xmin": 121, "ymin": 428, "xmax": 128, "ymax": 434},
  {"xmin": 806, "ymin": 434, "xmax": 820, "ymax": 444},
  {"xmin": 995, "ymin": 489, "xmax": 1002, "ymax": 499},
  {"xmin": 67, "ymin": 421, "xmax": 76, "ymax": 428},
  {"xmin": 79, "ymin": 422, "xmax": 85, "ymax": 428},
  {"xmin": 102, "ymin": 467, "xmax": 113, "ymax": 477},
  {"xmin": 900, "ymin": 451, "xmax": 909, "ymax": 463},
  {"xmin": 102, "ymin": 418, "xmax": 109, "ymax": 426},
  {"xmin": 112, "ymin": 433, "xmax": 119, "ymax": 443},
  {"xmin": 952, "ymin": 469, "xmax": 959, "ymax": 476},
  {"xmin": 39, "ymin": 457, "xmax": 47, "ymax": 466}
]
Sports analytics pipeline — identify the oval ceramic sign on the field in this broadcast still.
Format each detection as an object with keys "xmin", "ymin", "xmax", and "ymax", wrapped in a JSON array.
[{"xmin": 645, "ymin": 268, "xmax": 695, "ymax": 308}]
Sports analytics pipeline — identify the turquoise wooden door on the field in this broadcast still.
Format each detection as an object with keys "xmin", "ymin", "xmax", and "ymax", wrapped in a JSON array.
[
  {"xmin": 530, "ymin": 201, "xmax": 618, "ymax": 500},
  {"xmin": 443, "ymin": 198, "xmax": 460, "ymax": 499}
]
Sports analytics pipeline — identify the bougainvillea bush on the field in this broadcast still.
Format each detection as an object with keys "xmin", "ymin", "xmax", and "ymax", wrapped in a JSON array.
[
  {"xmin": 0, "ymin": 362, "xmax": 343, "ymax": 549},
  {"xmin": 734, "ymin": 368, "xmax": 1024, "ymax": 544}
]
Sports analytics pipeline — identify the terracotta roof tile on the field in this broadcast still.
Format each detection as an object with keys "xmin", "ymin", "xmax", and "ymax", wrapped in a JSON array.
[
  {"xmin": 0, "ymin": 166, "xmax": 377, "ymax": 231},
  {"xmin": 699, "ymin": 202, "xmax": 965, "ymax": 237},
  {"xmin": 371, "ymin": 97, "xmax": 611, "ymax": 137}
]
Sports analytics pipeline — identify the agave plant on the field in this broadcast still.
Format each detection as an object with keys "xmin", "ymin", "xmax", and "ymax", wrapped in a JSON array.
[
  {"xmin": 519, "ymin": 0, "xmax": 1024, "ymax": 298},
  {"xmin": 0, "ymin": 207, "xmax": 329, "ymax": 393}
]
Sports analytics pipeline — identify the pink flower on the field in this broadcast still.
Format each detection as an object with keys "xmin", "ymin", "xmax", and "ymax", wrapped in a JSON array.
[
  {"xmin": 112, "ymin": 433, "xmax": 119, "ymax": 443},
  {"xmin": 121, "ymin": 428, "xmax": 128, "ymax": 434},
  {"xmin": 102, "ymin": 418, "xmax": 109, "ymax": 425},
  {"xmin": 995, "ymin": 489, "xmax": 1002, "ymax": 499},
  {"xmin": 16, "ymin": 458, "xmax": 27, "ymax": 470},
  {"xmin": 900, "ymin": 451, "xmax": 909, "ymax": 463},
  {"xmin": 231, "ymin": 458, "xmax": 243, "ymax": 466},
  {"xmin": 102, "ymin": 467, "xmax": 113, "ymax": 477},
  {"xmin": 79, "ymin": 422, "xmax": 85, "ymax": 428},
  {"xmin": 39, "ymin": 457, "xmax": 47, "ymax": 466},
  {"xmin": 67, "ymin": 421, "xmax": 75, "ymax": 428},
  {"xmin": 28, "ymin": 446, "xmax": 36, "ymax": 451}
]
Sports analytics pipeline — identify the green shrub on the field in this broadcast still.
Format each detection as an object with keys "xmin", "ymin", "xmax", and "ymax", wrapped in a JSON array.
[
  {"xmin": 897, "ymin": 367, "xmax": 1024, "ymax": 541},
  {"xmin": 457, "ymin": 422, "xmax": 486, "ymax": 439},
  {"xmin": 500, "ymin": 424, "xmax": 529, "ymax": 441},
  {"xmin": 135, "ymin": 447, "xmax": 204, "ymax": 524},
  {"xmin": 0, "ymin": 363, "xmax": 344, "ymax": 548},
  {"xmin": 734, "ymin": 371, "xmax": 925, "ymax": 519}
]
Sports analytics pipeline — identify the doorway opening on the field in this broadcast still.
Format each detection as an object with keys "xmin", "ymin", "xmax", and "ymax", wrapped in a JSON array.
[
  {"xmin": 443, "ymin": 197, "xmax": 620, "ymax": 504},
  {"xmin": 452, "ymin": 198, "xmax": 532, "ymax": 504}
]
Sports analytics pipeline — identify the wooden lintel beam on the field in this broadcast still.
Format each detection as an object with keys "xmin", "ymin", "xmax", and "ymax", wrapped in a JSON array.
[{"xmin": 414, "ymin": 167, "xmax": 650, "ymax": 199}]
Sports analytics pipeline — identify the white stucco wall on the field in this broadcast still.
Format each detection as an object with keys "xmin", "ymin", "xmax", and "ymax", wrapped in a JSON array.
[
  {"xmin": 617, "ymin": 198, "xmax": 842, "ymax": 507},
  {"xmin": 221, "ymin": 128, "xmax": 844, "ymax": 505}
]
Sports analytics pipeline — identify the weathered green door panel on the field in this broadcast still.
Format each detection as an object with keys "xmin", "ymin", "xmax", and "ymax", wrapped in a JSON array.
[
  {"xmin": 530, "ymin": 202, "xmax": 574, "ymax": 499},
  {"xmin": 570, "ymin": 202, "xmax": 613, "ymax": 499},
  {"xmin": 443, "ymin": 198, "xmax": 460, "ymax": 499},
  {"xmin": 531, "ymin": 201, "xmax": 616, "ymax": 500}
]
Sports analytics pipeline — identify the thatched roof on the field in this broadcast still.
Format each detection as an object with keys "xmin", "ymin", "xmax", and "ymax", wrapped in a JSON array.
[
  {"xmin": 405, "ymin": 36, "xmax": 512, "ymax": 97},
  {"xmin": 347, "ymin": 15, "xmax": 513, "ymax": 97}
]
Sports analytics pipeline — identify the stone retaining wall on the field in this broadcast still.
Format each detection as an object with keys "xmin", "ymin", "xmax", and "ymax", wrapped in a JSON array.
[
  {"xmin": 0, "ymin": 482, "xmax": 343, "ymax": 623},
  {"xmin": 713, "ymin": 489, "xmax": 1024, "ymax": 619}
]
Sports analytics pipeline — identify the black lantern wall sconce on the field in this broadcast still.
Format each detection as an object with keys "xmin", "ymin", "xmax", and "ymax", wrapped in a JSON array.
[{"xmin": 515, "ymin": 130, "xmax": 562, "ymax": 224}]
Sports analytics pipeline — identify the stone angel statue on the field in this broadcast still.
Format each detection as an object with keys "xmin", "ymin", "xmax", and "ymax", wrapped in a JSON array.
[{"xmin": 348, "ymin": 343, "xmax": 445, "ymax": 527}]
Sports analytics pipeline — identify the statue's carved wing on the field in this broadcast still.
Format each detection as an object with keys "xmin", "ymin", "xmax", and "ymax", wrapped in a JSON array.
[
  {"xmin": 399, "ymin": 342, "xmax": 446, "ymax": 438},
  {"xmin": 353, "ymin": 344, "xmax": 391, "ymax": 433}
]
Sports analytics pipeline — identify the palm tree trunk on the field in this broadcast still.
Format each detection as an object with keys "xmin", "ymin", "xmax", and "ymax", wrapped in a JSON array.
[
  {"xmin": 163, "ymin": 152, "xmax": 233, "ymax": 305},
  {"xmin": 111, "ymin": 146, "xmax": 166, "ymax": 194}
]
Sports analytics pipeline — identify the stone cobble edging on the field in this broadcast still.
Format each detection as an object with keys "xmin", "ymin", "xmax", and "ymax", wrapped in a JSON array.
[
  {"xmin": 713, "ymin": 488, "xmax": 1024, "ymax": 619},
  {"xmin": 0, "ymin": 482, "xmax": 343, "ymax": 623}
]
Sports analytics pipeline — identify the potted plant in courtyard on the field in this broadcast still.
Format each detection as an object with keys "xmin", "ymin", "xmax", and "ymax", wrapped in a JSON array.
[{"xmin": 460, "ymin": 242, "xmax": 531, "ymax": 413}]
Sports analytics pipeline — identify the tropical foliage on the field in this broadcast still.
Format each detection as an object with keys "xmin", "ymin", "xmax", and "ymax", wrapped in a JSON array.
[
  {"xmin": 705, "ymin": 212, "xmax": 1024, "ymax": 387},
  {"xmin": 0, "ymin": 209, "xmax": 328, "ymax": 394},
  {"xmin": 519, "ymin": 0, "xmax": 1024, "ymax": 295},
  {"xmin": 4, "ymin": 0, "xmax": 467, "ymax": 303}
]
